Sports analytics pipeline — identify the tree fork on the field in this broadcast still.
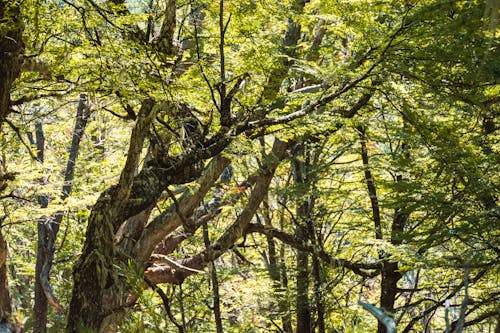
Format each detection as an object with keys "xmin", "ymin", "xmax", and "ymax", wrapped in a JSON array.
[{"xmin": 67, "ymin": 98, "xmax": 156, "ymax": 332}]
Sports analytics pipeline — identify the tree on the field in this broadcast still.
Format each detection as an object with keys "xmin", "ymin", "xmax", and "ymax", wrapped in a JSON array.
[
  {"xmin": 0, "ymin": 0, "xmax": 497, "ymax": 332},
  {"xmin": 0, "ymin": 0, "xmax": 23, "ymax": 329}
]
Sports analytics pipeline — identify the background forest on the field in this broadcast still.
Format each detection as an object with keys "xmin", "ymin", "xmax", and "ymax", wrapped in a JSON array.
[{"xmin": 0, "ymin": 0, "xmax": 499, "ymax": 332}]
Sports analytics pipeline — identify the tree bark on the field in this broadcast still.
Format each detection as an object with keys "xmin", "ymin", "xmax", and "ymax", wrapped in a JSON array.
[
  {"xmin": 359, "ymin": 128, "xmax": 407, "ymax": 333},
  {"xmin": 0, "ymin": 0, "xmax": 23, "ymax": 325},
  {"xmin": 34, "ymin": 95, "xmax": 90, "ymax": 332},
  {"xmin": 0, "ymin": 0, "xmax": 23, "ymax": 124},
  {"xmin": 378, "ymin": 261, "xmax": 401, "ymax": 333},
  {"xmin": 144, "ymin": 139, "xmax": 289, "ymax": 285},
  {"xmin": 263, "ymin": 200, "xmax": 293, "ymax": 333},
  {"xmin": 202, "ymin": 222, "xmax": 223, "ymax": 333},
  {"xmin": 33, "ymin": 120, "xmax": 49, "ymax": 332},
  {"xmin": 67, "ymin": 98, "xmax": 157, "ymax": 332},
  {"xmin": 0, "ymin": 234, "xmax": 11, "ymax": 320},
  {"xmin": 292, "ymin": 143, "xmax": 311, "ymax": 333}
]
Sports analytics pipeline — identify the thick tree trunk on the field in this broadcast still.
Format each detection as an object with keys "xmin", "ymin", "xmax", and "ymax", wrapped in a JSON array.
[
  {"xmin": 99, "ymin": 156, "xmax": 230, "ymax": 332},
  {"xmin": 0, "ymin": 0, "xmax": 23, "ymax": 123},
  {"xmin": 378, "ymin": 262, "xmax": 401, "ymax": 333},
  {"xmin": 0, "ymin": 0, "xmax": 23, "ymax": 326},
  {"xmin": 67, "ymin": 98, "xmax": 233, "ymax": 331},
  {"xmin": 67, "ymin": 98, "xmax": 157, "ymax": 332}
]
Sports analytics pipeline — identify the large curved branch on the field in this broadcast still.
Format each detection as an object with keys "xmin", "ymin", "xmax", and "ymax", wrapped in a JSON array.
[
  {"xmin": 144, "ymin": 139, "xmax": 290, "ymax": 284},
  {"xmin": 116, "ymin": 98, "xmax": 157, "ymax": 204},
  {"xmin": 151, "ymin": 161, "xmax": 268, "ymax": 257},
  {"xmin": 134, "ymin": 155, "xmax": 230, "ymax": 263}
]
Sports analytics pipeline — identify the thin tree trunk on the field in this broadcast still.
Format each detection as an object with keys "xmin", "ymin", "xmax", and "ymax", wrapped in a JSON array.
[
  {"xmin": 280, "ymin": 244, "xmax": 293, "ymax": 333},
  {"xmin": 311, "ymin": 244, "xmax": 324, "ymax": 333},
  {"xmin": 33, "ymin": 120, "xmax": 49, "ymax": 333},
  {"xmin": 359, "ymin": 128, "xmax": 408, "ymax": 333},
  {"xmin": 33, "ymin": 95, "xmax": 90, "ymax": 332},
  {"xmin": 295, "ymin": 219, "xmax": 310, "ymax": 333},
  {"xmin": 292, "ymin": 143, "xmax": 311, "ymax": 333},
  {"xmin": 202, "ymin": 222, "xmax": 223, "ymax": 333},
  {"xmin": 263, "ymin": 197, "xmax": 293, "ymax": 333},
  {"xmin": 358, "ymin": 126, "xmax": 382, "ymax": 241},
  {"xmin": 0, "ymin": 233, "xmax": 11, "ymax": 320}
]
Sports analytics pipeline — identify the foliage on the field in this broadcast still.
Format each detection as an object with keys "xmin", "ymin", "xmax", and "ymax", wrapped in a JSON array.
[{"xmin": 0, "ymin": 0, "xmax": 498, "ymax": 332}]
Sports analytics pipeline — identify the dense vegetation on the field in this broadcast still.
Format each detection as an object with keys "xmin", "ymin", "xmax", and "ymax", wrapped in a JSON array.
[{"xmin": 0, "ymin": 0, "xmax": 498, "ymax": 332}]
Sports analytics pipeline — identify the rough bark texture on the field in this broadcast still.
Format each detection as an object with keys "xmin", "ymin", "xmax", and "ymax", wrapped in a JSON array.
[
  {"xmin": 156, "ymin": 0, "xmax": 177, "ymax": 56},
  {"xmin": 144, "ymin": 139, "xmax": 289, "ymax": 285},
  {"xmin": 133, "ymin": 155, "xmax": 230, "ymax": 264},
  {"xmin": 95, "ymin": 155, "xmax": 230, "ymax": 333},
  {"xmin": 0, "ymin": 0, "xmax": 23, "ymax": 123},
  {"xmin": 67, "ymin": 99, "xmax": 156, "ymax": 332},
  {"xmin": 0, "ymin": 0, "xmax": 23, "ymax": 325}
]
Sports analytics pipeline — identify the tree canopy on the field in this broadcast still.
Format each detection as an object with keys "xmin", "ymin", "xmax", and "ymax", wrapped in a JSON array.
[{"xmin": 0, "ymin": 0, "xmax": 498, "ymax": 332}]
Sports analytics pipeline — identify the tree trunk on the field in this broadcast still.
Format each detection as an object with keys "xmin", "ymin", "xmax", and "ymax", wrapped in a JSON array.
[
  {"xmin": 0, "ymin": 0, "xmax": 23, "ymax": 325},
  {"xmin": 263, "ymin": 197, "xmax": 293, "ymax": 333},
  {"xmin": 359, "ymin": 128, "xmax": 408, "ymax": 333},
  {"xmin": 0, "ymin": 234, "xmax": 11, "ymax": 320},
  {"xmin": 378, "ymin": 262, "xmax": 401, "ymax": 333},
  {"xmin": 311, "ymin": 243, "xmax": 324, "ymax": 333},
  {"xmin": 280, "ymin": 244, "xmax": 293, "ymax": 333},
  {"xmin": 33, "ymin": 119, "xmax": 49, "ymax": 332},
  {"xmin": 34, "ymin": 95, "xmax": 90, "ymax": 332},
  {"xmin": 202, "ymin": 222, "xmax": 223, "ymax": 333},
  {"xmin": 67, "ymin": 98, "xmax": 215, "ymax": 331},
  {"xmin": 67, "ymin": 98, "xmax": 157, "ymax": 332},
  {"xmin": 378, "ymin": 179, "xmax": 409, "ymax": 333},
  {"xmin": 99, "ymin": 156, "xmax": 230, "ymax": 332},
  {"xmin": 292, "ymin": 143, "xmax": 311, "ymax": 333},
  {"xmin": 0, "ymin": 0, "xmax": 23, "ymax": 124}
]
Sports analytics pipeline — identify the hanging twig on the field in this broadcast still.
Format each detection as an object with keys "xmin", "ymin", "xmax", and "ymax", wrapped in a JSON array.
[{"xmin": 144, "ymin": 276, "xmax": 184, "ymax": 333}]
